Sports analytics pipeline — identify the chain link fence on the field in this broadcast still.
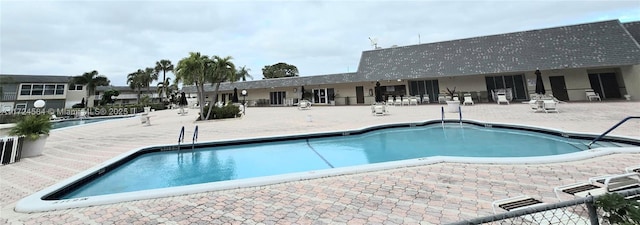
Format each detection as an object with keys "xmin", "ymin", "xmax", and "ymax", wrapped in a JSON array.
[{"xmin": 449, "ymin": 188, "xmax": 640, "ymax": 225}]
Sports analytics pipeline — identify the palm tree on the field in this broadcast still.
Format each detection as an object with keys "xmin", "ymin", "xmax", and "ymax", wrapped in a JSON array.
[
  {"xmin": 205, "ymin": 55, "xmax": 236, "ymax": 119},
  {"xmin": 156, "ymin": 77, "xmax": 171, "ymax": 101},
  {"xmin": 175, "ymin": 52, "xmax": 210, "ymax": 120},
  {"xmin": 155, "ymin": 59, "xmax": 174, "ymax": 101},
  {"xmin": 127, "ymin": 69, "xmax": 145, "ymax": 103},
  {"xmin": 72, "ymin": 70, "xmax": 110, "ymax": 108},
  {"xmin": 235, "ymin": 66, "xmax": 252, "ymax": 81}
]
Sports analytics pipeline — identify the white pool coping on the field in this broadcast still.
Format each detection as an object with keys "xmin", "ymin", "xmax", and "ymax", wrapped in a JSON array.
[{"xmin": 14, "ymin": 119, "xmax": 640, "ymax": 213}]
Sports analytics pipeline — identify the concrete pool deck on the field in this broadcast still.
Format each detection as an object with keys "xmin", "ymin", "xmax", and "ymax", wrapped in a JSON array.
[{"xmin": 1, "ymin": 101, "xmax": 639, "ymax": 224}]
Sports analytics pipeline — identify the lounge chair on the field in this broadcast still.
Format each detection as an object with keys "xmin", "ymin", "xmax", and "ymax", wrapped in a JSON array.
[
  {"xmin": 50, "ymin": 114, "xmax": 62, "ymax": 121},
  {"xmin": 394, "ymin": 98, "xmax": 402, "ymax": 106},
  {"xmin": 409, "ymin": 97, "xmax": 418, "ymax": 106},
  {"xmin": 402, "ymin": 97, "xmax": 410, "ymax": 106},
  {"xmin": 298, "ymin": 100, "xmax": 311, "ymax": 110},
  {"xmin": 553, "ymin": 173, "xmax": 640, "ymax": 200},
  {"xmin": 497, "ymin": 95, "xmax": 509, "ymax": 105},
  {"xmin": 463, "ymin": 96, "xmax": 474, "ymax": 106},
  {"xmin": 543, "ymin": 100, "xmax": 559, "ymax": 113},
  {"xmin": 492, "ymin": 195, "xmax": 589, "ymax": 224},
  {"xmin": 371, "ymin": 103, "xmax": 388, "ymax": 116},
  {"xmin": 585, "ymin": 89, "xmax": 601, "ymax": 101},
  {"xmin": 386, "ymin": 97, "xmax": 394, "ymax": 106},
  {"xmin": 421, "ymin": 95, "xmax": 430, "ymax": 104},
  {"xmin": 626, "ymin": 165, "xmax": 640, "ymax": 174}
]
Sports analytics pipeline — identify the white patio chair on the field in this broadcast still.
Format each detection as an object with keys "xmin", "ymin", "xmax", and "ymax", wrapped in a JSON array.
[
  {"xmin": 585, "ymin": 89, "xmax": 601, "ymax": 101},
  {"xmin": 463, "ymin": 96, "xmax": 474, "ymax": 106},
  {"xmin": 497, "ymin": 95, "xmax": 509, "ymax": 105}
]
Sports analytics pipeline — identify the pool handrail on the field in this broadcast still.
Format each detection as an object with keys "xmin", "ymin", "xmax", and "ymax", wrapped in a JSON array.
[
  {"xmin": 192, "ymin": 125, "xmax": 199, "ymax": 150},
  {"xmin": 587, "ymin": 116, "xmax": 640, "ymax": 149},
  {"xmin": 441, "ymin": 106, "xmax": 445, "ymax": 129},
  {"xmin": 178, "ymin": 126, "xmax": 185, "ymax": 147},
  {"xmin": 458, "ymin": 105, "xmax": 462, "ymax": 126}
]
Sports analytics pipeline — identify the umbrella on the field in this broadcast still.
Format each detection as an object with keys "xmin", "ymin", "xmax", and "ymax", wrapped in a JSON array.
[
  {"xmin": 535, "ymin": 69, "xmax": 545, "ymax": 95},
  {"xmin": 232, "ymin": 88, "xmax": 239, "ymax": 103},
  {"xmin": 375, "ymin": 81, "xmax": 382, "ymax": 102},
  {"xmin": 80, "ymin": 98, "xmax": 85, "ymax": 107},
  {"xmin": 300, "ymin": 86, "xmax": 305, "ymax": 100}
]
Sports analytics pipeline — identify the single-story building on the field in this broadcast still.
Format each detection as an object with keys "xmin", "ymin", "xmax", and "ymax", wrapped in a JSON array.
[{"xmin": 183, "ymin": 19, "xmax": 640, "ymax": 106}]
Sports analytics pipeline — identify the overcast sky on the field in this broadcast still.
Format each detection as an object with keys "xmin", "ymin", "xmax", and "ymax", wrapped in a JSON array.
[{"xmin": 2, "ymin": 0, "xmax": 639, "ymax": 86}]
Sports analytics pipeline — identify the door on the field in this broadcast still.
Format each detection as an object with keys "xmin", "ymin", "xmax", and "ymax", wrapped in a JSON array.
[
  {"xmin": 356, "ymin": 86, "xmax": 364, "ymax": 104},
  {"xmin": 589, "ymin": 73, "xmax": 622, "ymax": 99},
  {"xmin": 549, "ymin": 76, "xmax": 569, "ymax": 101}
]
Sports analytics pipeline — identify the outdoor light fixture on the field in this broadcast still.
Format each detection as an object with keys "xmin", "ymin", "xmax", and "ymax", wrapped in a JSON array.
[{"xmin": 241, "ymin": 89, "xmax": 247, "ymax": 115}]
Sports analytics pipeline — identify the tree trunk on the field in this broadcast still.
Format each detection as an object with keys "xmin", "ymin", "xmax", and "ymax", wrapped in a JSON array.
[
  {"xmin": 163, "ymin": 71, "xmax": 167, "ymax": 101},
  {"xmin": 205, "ymin": 83, "xmax": 221, "ymax": 120},
  {"xmin": 197, "ymin": 83, "xmax": 206, "ymax": 121}
]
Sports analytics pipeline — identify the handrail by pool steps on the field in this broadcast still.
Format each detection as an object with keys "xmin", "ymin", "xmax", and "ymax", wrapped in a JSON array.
[
  {"xmin": 587, "ymin": 116, "xmax": 640, "ymax": 149},
  {"xmin": 441, "ymin": 106, "xmax": 445, "ymax": 129},
  {"xmin": 459, "ymin": 105, "xmax": 462, "ymax": 126},
  {"xmin": 192, "ymin": 125, "xmax": 199, "ymax": 150},
  {"xmin": 178, "ymin": 126, "xmax": 185, "ymax": 149}
]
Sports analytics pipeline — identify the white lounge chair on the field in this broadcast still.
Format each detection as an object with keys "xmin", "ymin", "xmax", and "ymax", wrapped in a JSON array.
[
  {"xmin": 371, "ymin": 103, "xmax": 388, "ymax": 116},
  {"xmin": 492, "ymin": 195, "xmax": 589, "ymax": 224},
  {"xmin": 394, "ymin": 98, "xmax": 402, "ymax": 106},
  {"xmin": 421, "ymin": 95, "xmax": 430, "ymax": 104},
  {"xmin": 585, "ymin": 89, "xmax": 601, "ymax": 101},
  {"xmin": 298, "ymin": 100, "xmax": 311, "ymax": 110},
  {"xmin": 401, "ymin": 97, "xmax": 410, "ymax": 106},
  {"xmin": 497, "ymin": 95, "xmax": 509, "ymax": 105},
  {"xmin": 463, "ymin": 96, "xmax": 474, "ymax": 106},
  {"xmin": 543, "ymin": 100, "xmax": 558, "ymax": 113},
  {"xmin": 386, "ymin": 97, "xmax": 394, "ymax": 106},
  {"xmin": 409, "ymin": 97, "xmax": 418, "ymax": 106},
  {"xmin": 553, "ymin": 173, "xmax": 640, "ymax": 200}
]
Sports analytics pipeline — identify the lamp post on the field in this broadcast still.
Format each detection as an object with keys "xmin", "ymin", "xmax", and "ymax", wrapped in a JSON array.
[
  {"xmin": 241, "ymin": 89, "xmax": 247, "ymax": 115},
  {"xmin": 111, "ymin": 95, "xmax": 116, "ymax": 108}
]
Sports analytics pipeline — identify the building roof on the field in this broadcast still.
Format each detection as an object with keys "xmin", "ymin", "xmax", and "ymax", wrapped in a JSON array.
[
  {"xmin": 95, "ymin": 86, "xmax": 157, "ymax": 93},
  {"xmin": 0, "ymin": 74, "xmax": 73, "ymax": 83},
  {"xmin": 623, "ymin": 21, "xmax": 640, "ymax": 45},
  {"xmin": 183, "ymin": 72, "xmax": 359, "ymax": 93},
  {"xmin": 357, "ymin": 20, "xmax": 640, "ymax": 80}
]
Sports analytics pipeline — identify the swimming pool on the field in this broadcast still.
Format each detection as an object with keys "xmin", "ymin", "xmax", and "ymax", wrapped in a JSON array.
[
  {"xmin": 51, "ymin": 115, "xmax": 134, "ymax": 130},
  {"xmin": 16, "ymin": 120, "xmax": 640, "ymax": 212}
]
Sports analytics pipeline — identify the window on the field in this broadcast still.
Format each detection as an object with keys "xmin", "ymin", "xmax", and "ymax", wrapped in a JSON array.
[
  {"xmin": 20, "ymin": 85, "xmax": 31, "ymax": 95},
  {"xmin": 44, "ymin": 85, "xmax": 56, "ymax": 95},
  {"xmin": 76, "ymin": 85, "xmax": 83, "ymax": 90},
  {"xmin": 31, "ymin": 85, "xmax": 44, "ymax": 95},
  {"xmin": 55, "ymin": 85, "xmax": 65, "ymax": 95}
]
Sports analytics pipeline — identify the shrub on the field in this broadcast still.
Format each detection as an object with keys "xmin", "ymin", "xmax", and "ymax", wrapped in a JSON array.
[
  {"xmin": 594, "ymin": 192, "xmax": 640, "ymax": 225},
  {"xmin": 8, "ymin": 114, "xmax": 52, "ymax": 140},
  {"xmin": 204, "ymin": 104, "xmax": 241, "ymax": 120}
]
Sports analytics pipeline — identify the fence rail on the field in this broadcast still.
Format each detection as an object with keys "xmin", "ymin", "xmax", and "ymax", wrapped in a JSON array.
[
  {"xmin": 448, "ymin": 188, "xmax": 640, "ymax": 225},
  {"xmin": 1, "ymin": 136, "xmax": 24, "ymax": 165}
]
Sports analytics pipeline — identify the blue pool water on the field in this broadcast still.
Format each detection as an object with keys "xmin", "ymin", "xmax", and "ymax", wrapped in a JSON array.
[
  {"xmin": 59, "ymin": 124, "xmax": 604, "ymax": 199},
  {"xmin": 51, "ymin": 117, "xmax": 128, "ymax": 129}
]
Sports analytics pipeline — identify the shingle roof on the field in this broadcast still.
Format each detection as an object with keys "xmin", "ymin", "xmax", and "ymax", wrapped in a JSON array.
[
  {"xmin": 357, "ymin": 20, "xmax": 640, "ymax": 80},
  {"xmin": 0, "ymin": 74, "xmax": 73, "ymax": 83},
  {"xmin": 184, "ymin": 72, "xmax": 359, "ymax": 93},
  {"xmin": 623, "ymin": 21, "xmax": 640, "ymax": 45}
]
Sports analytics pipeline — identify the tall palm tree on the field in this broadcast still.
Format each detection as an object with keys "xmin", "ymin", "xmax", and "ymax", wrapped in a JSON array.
[
  {"xmin": 205, "ymin": 55, "xmax": 236, "ymax": 119},
  {"xmin": 175, "ymin": 52, "xmax": 210, "ymax": 120},
  {"xmin": 155, "ymin": 59, "xmax": 174, "ymax": 101},
  {"xmin": 127, "ymin": 69, "xmax": 145, "ymax": 103},
  {"xmin": 72, "ymin": 70, "xmax": 110, "ymax": 108},
  {"xmin": 156, "ymin": 77, "xmax": 171, "ymax": 101},
  {"xmin": 235, "ymin": 66, "xmax": 252, "ymax": 81}
]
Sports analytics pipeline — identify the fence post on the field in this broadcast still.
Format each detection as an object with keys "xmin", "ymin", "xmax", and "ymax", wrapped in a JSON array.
[{"xmin": 585, "ymin": 195, "xmax": 599, "ymax": 225}]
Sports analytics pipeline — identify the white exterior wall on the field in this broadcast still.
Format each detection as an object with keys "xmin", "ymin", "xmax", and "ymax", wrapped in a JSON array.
[
  {"xmin": 621, "ymin": 65, "xmax": 640, "ymax": 101},
  {"xmin": 65, "ymin": 89, "xmax": 87, "ymax": 108}
]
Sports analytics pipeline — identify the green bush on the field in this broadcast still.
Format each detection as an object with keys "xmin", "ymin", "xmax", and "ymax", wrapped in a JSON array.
[
  {"xmin": 9, "ymin": 114, "xmax": 52, "ymax": 140},
  {"xmin": 594, "ymin": 192, "xmax": 640, "ymax": 225},
  {"xmin": 205, "ymin": 104, "xmax": 241, "ymax": 120}
]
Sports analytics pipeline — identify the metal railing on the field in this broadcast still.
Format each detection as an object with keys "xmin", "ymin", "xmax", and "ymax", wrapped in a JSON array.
[
  {"xmin": 587, "ymin": 116, "xmax": 640, "ymax": 148},
  {"xmin": 192, "ymin": 125, "xmax": 198, "ymax": 150},
  {"xmin": 448, "ymin": 188, "xmax": 640, "ymax": 225},
  {"xmin": 177, "ymin": 126, "xmax": 185, "ymax": 149},
  {"xmin": 1, "ymin": 136, "xmax": 24, "ymax": 165}
]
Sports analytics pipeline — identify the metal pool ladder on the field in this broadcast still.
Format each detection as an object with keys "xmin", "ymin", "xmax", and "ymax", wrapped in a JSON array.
[
  {"xmin": 587, "ymin": 116, "xmax": 639, "ymax": 149},
  {"xmin": 178, "ymin": 126, "xmax": 185, "ymax": 150},
  {"xmin": 192, "ymin": 125, "xmax": 198, "ymax": 150}
]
